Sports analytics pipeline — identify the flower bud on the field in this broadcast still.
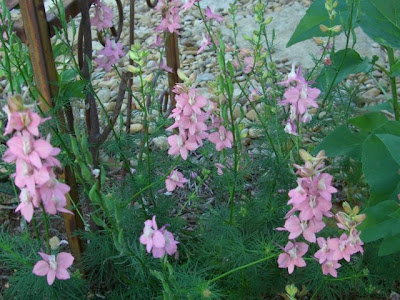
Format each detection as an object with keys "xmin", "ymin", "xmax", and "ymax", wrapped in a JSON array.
[
  {"xmin": 353, "ymin": 214, "xmax": 366, "ymax": 223},
  {"xmin": 264, "ymin": 16, "xmax": 273, "ymax": 25},
  {"xmin": 7, "ymin": 95, "xmax": 24, "ymax": 112},
  {"xmin": 313, "ymin": 37, "xmax": 325, "ymax": 45},
  {"xmin": 331, "ymin": 25, "xmax": 342, "ymax": 33},
  {"xmin": 144, "ymin": 73, "xmax": 154, "ymax": 83},
  {"xmin": 343, "ymin": 201, "xmax": 352, "ymax": 214},
  {"xmin": 126, "ymin": 65, "xmax": 140, "ymax": 74},
  {"xmin": 320, "ymin": 24, "xmax": 329, "ymax": 32},
  {"xmin": 299, "ymin": 149, "xmax": 313, "ymax": 162},
  {"xmin": 177, "ymin": 69, "xmax": 188, "ymax": 82},
  {"xmin": 285, "ymin": 284, "xmax": 298, "ymax": 298},
  {"xmin": 352, "ymin": 205, "xmax": 360, "ymax": 215}
]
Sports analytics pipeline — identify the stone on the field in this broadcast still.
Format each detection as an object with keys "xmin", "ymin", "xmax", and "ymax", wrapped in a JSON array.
[
  {"xmin": 249, "ymin": 128, "xmax": 263, "ymax": 138},
  {"xmin": 98, "ymin": 88, "xmax": 111, "ymax": 103},
  {"xmin": 152, "ymin": 136, "xmax": 169, "ymax": 150},
  {"xmin": 196, "ymin": 73, "xmax": 216, "ymax": 82},
  {"xmin": 246, "ymin": 109, "xmax": 258, "ymax": 121},
  {"xmin": 130, "ymin": 123, "xmax": 144, "ymax": 133}
]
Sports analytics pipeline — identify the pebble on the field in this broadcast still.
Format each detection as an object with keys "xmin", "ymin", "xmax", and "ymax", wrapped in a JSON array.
[
  {"xmin": 245, "ymin": 109, "xmax": 258, "ymax": 121},
  {"xmin": 130, "ymin": 123, "xmax": 144, "ymax": 133},
  {"xmin": 98, "ymin": 88, "xmax": 111, "ymax": 103}
]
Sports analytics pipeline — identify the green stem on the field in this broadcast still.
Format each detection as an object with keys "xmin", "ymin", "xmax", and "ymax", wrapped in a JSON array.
[
  {"xmin": 40, "ymin": 204, "xmax": 50, "ymax": 253},
  {"xmin": 208, "ymin": 254, "xmax": 277, "ymax": 284},
  {"xmin": 386, "ymin": 46, "xmax": 399, "ymax": 121},
  {"xmin": 320, "ymin": 1, "xmax": 354, "ymax": 114}
]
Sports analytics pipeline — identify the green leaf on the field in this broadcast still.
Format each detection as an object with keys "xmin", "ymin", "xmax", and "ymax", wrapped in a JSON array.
[
  {"xmin": 358, "ymin": 0, "xmax": 400, "ymax": 49},
  {"xmin": 316, "ymin": 49, "xmax": 372, "ymax": 91},
  {"xmin": 376, "ymin": 134, "xmax": 400, "ymax": 165},
  {"xmin": 286, "ymin": 0, "xmax": 353, "ymax": 47},
  {"xmin": 348, "ymin": 112, "xmax": 388, "ymax": 132},
  {"xmin": 360, "ymin": 200, "xmax": 400, "ymax": 242},
  {"xmin": 362, "ymin": 134, "xmax": 400, "ymax": 201},
  {"xmin": 313, "ymin": 125, "xmax": 366, "ymax": 159},
  {"xmin": 392, "ymin": 60, "xmax": 400, "ymax": 77},
  {"xmin": 364, "ymin": 101, "xmax": 394, "ymax": 113},
  {"xmin": 379, "ymin": 233, "xmax": 400, "ymax": 256}
]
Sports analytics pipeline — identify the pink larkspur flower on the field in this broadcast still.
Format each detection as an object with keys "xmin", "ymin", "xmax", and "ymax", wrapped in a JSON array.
[
  {"xmin": 277, "ymin": 215, "xmax": 325, "ymax": 243},
  {"xmin": 167, "ymin": 130, "xmax": 198, "ymax": 160},
  {"xmin": 197, "ymin": 34, "xmax": 212, "ymax": 54},
  {"xmin": 40, "ymin": 170, "xmax": 72, "ymax": 215},
  {"xmin": 4, "ymin": 109, "xmax": 42, "ymax": 136},
  {"xmin": 321, "ymin": 260, "xmax": 341, "ymax": 277},
  {"xmin": 165, "ymin": 170, "xmax": 188, "ymax": 192},
  {"xmin": 33, "ymin": 252, "xmax": 74, "ymax": 285},
  {"xmin": 278, "ymin": 241, "xmax": 308, "ymax": 274},
  {"xmin": 91, "ymin": 0, "xmax": 113, "ymax": 31},
  {"xmin": 208, "ymin": 125, "xmax": 233, "ymax": 151},
  {"xmin": 4, "ymin": 130, "xmax": 54, "ymax": 169},
  {"xmin": 139, "ymin": 216, "xmax": 179, "ymax": 258},
  {"xmin": 205, "ymin": 6, "xmax": 223, "ymax": 23},
  {"xmin": 176, "ymin": 88, "xmax": 208, "ymax": 116},
  {"xmin": 243, "ymin": 56, "xmax": 254, "ymax": 74},
  {"xmin": 15, "ymin": 189, "xmax": 40, "ymax": 222},
  {"xmin": 95, "ymin": 38, "xmax": 125, "ymax": 71}
]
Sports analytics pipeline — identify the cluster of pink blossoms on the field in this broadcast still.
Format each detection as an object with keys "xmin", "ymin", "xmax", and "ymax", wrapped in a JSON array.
[
  {"xmin": 139, "ymin": 216, "xmax": 179, "ymax": 258},
  {"xmin": 167, "ymin": 82, "xmax": 233, "ymax": 160},
  {"xmin": 2, "ymin": 96, "xmax": 72, "ymax": 222},
  {"xmin": 279, "ymin": 64, "xmax": 320, "ymax": 136},
  {"xmin": 154, "ymin": 0, "xmax": 182, "ymax": 34},
  {"xmin": 91, "ymin": 0, "xmax": 113, "ymax": 31},
  {"xmin": 95, "ymin": 37, "xmax": 125, "ymax": 71},
  {"xmin": 2, "ymin": 96, "xmax": 75, "ymax": 286},
  {"xmin": 277, "ymin": 150, "xmax": 365, "ymax": 277}
]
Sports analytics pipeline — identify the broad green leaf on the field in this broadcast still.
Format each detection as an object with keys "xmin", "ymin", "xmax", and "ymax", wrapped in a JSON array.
[
  {"xmin": 316, "ymin": 49, "xmax": 372, "ymax": 91},
  {"xmin": 287, "ymin": 0, "xmax": 352, "ymax": 47},
  {"xmin": 379, "ymin": 233, "xmax": 400, "ymax": 256},
  {"xmin": 376, "ymin": 134, "xmax": 400, "ymax": 165},
  {"xmin": 348, "ymin": 112, "xmax": 388, "ymax": 132},
  {"xmin": 392, "ymin": 60, "xmax": 400, "ymax": 77},
  {"xmin": 358, "ymin": 0, "xmax": 400, "ymax": 49},
  {"xmin": 360, "ymin": 200, "xmax": 400, "ymax": 242},
  {"xmin": 364, "ymin": 101, "xmax": 394, "ymax": 113},
  {"xmin": 362, "ymin": 134, "xmax": 400, "ymax": 201},
  {"xmin": 313, "ymin": 125, "xmax": 366, "ymax": 159}
]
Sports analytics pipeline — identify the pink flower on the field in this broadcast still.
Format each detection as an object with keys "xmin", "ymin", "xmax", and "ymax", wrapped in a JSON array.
[
  {"xmin": 167, "ymin": 130, "xmax": 198, "ymax": 160},
  {"xmin": 91, "ymin": 0, "xmax": 113, "ymax": 31},
  {"xmin": 95, "ymin": 38, "xmax": 125, "ymax": 71},
  {"xmin": 182, "ymin": 0, "xmax": 200, "ymax": 11},
  {"xmin": 277, "ymin": 215, "xmax": 325, "ymax": 243},
  {"xmin": 278, "ymin": 242, "xmax": 308, "ymax": 274},
  {"xmin": 205, "ymin": 6, "xmax": 223, "ymax": 23},
  {"xmin": 160, "ymin": 59, "xmax": 173, "ymax": 73},
  {"xmin": 178, "ymin": 112, "xmax": 208, "ymax": 136},
  {"xmin": 165, "ymin": 170, "xmax": 188, "ymax": 192},
  {"xmin": 279, "ymin": 64, "xmax": 307, "ymax": 86},
  {"xmin": 321, "ymin": 260, "xmax": 341, "ymax": 277},
  {"xmin": 4, "ymin": 109, "xmax": 42, "ymax": 136},
  {"xmin": 176, "ymin": 88, "xmax": 208, "ymax": 116},
  {"xmin": 4, "ymin": 130, "xmax": 54, "ymax": 169},
  {"xmin": 39, "ymin": 170, "xmax": 72, "ymax": 215},
  {"xmin": 32, "ymin": 252, "xmax": 74, "ymax": 285},
  {"xmin": 314, "ymin": 237, "xmax": 332, "ymax": 264},
  {"xmin": 13, "ymin": 159, "xmax": 49, "ymax": 194},
  {"xmin": 215, "ymin": 163, "xmax": 225, "ymax": 175},
  {"xmin": 139, "ymin": 216, "xmax": 179, "ymax": 258},
  {"xmin": 243, "ymin": 56, "xmax": 254, "ymax": 74},
  {"xmin": 197, "ymin": 34, "xmax": 212, "ymax": 54},
  {"xmin": 155, "ymin": 10, "xmax": 181, "ymax": 34},
  {"xmin": 15, "ymin": 189, "xmax": 40, "ymax": 222},
  {"xmin": 208, "ymin": 126, "xmax": 233, "ymax": 151},
  {"xmin": 150, "ymin": 35, "xmax": 164, "ymax": 49},
  {"xmin": 329, "ymin": 233, "xmax": 354, "ymax": 262}
]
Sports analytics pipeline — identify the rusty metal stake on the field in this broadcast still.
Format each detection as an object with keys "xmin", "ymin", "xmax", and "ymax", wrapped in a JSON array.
[
  {"xmin": 19, "ymin": 0, "xmax": 85, "ymax": 261},
  {"xmin": 126, "ymin": 0, "xmax": 135, "ymax": 134},
  {"xmin": 165, "ymin": 32, "xmax": 181, "ymax": 109}
]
